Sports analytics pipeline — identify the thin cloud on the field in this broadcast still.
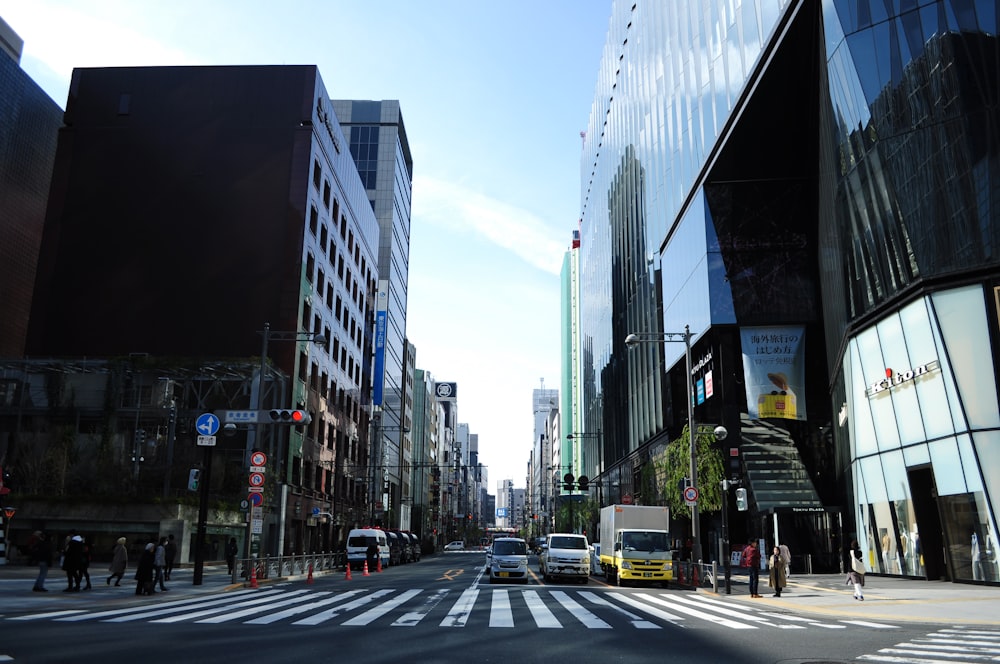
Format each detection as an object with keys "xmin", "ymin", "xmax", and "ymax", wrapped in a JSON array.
[{"xmin": 413, "ymin": 175, "xmax": 568, "ymax": 275}]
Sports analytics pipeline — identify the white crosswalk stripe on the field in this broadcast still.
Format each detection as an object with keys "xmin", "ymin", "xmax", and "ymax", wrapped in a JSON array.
[
  {"xmin": 858, "ymin": 626, "xmax": 1000, "ymax": 662},
  {"xmin": 6, "ymin": 586, "xmax": 906, "ymax": 632}
]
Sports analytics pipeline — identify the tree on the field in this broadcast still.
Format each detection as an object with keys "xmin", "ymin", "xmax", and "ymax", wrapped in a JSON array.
[{"xmin": 653, "ymin": 425, "xmax": 725, "ymax": 518}]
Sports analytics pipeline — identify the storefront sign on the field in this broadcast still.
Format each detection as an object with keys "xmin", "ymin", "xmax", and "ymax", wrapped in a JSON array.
[{"xmin": 866, "ymin": 360, "xmax": 940, "ymax": 397}]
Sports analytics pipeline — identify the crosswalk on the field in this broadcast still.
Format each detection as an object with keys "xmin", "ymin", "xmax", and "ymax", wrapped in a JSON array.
[
  {"xmin": 6, "ymin": 586, "xmax": 906, "ymax": 632},
  {"xmin": 858, "ymin": 626, "xmax": 1000, "ymax": 663}
]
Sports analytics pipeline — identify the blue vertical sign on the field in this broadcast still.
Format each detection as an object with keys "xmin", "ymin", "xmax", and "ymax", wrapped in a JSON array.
[{"xmin": 373, "ymin": 309, "xmax": 387, "ymax": 406}]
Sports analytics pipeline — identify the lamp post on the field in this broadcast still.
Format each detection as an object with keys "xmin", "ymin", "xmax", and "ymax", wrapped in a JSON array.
[{"xmin": 625, "ymin": 326, "xmax": 700, "ymax": 561}]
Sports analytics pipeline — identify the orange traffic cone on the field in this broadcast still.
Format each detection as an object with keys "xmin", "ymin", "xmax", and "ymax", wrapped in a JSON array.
[
  {"xmin": 692, "ymin": 565, "xmax": 699, "ymax": 587},
  {"xmin": 377, "ymin": 557, "xmax": 383, "ymax": 573},
  {"xmin": 677, "ymin": 563, "xmax": 684, "ymax": 586},
  {"xmin": 362, "ymin": 560, "xmax": 370, "ymax": 576},
  {"xmin": 345, "ymin": 564, "xmax": 353, "ymax": 581},
  {"xmin": 307, "ymin": 563, "xmax": 314, "ymax": 584},
  {"xmin": 249, "ymin": 562, "xmax": 258, "ymax": 589}
]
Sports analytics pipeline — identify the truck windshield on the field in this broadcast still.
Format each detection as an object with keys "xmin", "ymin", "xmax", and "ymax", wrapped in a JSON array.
[{"xmin": 622, "ymin": 532, "xmax": 669, "ymax": 553}]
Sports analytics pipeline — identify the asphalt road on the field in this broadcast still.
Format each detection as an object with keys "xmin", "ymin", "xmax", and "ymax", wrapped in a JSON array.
[{"xmin": 1, "ymin": 552, "xmax": 996, "ymax": 664}]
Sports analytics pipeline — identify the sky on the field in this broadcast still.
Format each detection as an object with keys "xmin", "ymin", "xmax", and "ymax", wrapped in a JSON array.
[{"xmin": 0, "ymin": 0, "xmax": 613, "ymax": 489}]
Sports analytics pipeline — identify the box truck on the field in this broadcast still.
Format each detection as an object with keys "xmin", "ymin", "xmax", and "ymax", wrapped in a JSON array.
[{"xmin": 599, "ymin": 504, "xmax": 672, "ymax": 586}]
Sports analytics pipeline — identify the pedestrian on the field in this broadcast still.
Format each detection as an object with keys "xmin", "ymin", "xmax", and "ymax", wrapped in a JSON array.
[
  {"xmin": 153, "ymin": 536, "xmax": 169, "ymax": 591},
  {"xmin": 135, "ymin": 541, "xmax": 155, "ymax": 596},
  {"xmin": 62, "ymin": 532, "xmax": 84, "ymax": 592},
  {"xmin": 743, "ymin": 540, "xmax": 762, "ymax": 598},
  {"xmin": 108, "ymin": 537, "xmax": 128, "ymax": 586},
  {"xmin": 225, "ymin": 537, "xmax": 239, "ymax": 575},
  {"xmin": 79, "ymin": 535, "xmax": 93, "ymax": 590},
  {"xmin": 164, "ymin": 534, "xmax": 177, "ymax": 581},
  {"xmin": 29, "ymin": 530, "xmax": 53, "ymax": 592},
  {"xmin": 778, "ymin": 543, "xmax": 792, "ymax": 579},
  {"xmin": 366, "ymin": 541, "xmax": 378, "ymax": 572},
  {"xmin": 768, "ymin": 545, "xmax": 787, "ymax": 597},
  {"xmin": 847, "ymin": 539, "xmax": 866, "ymax": 600}
]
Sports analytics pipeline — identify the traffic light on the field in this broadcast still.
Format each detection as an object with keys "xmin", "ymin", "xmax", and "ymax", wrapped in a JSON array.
[
  {"xmin": 563, "ymin": 473, "xmax": 574, "ymax": 491},
  {"xmin": 735, "ymin": 487, "xmax": 748, "ymax": 511},
  {"xmin": 187, "ymin": 469, "xmax": 200, "ymax": 492},
  {"xmin": 578, "ymin": 476, "xmax": 589, "ymax": 491},
  {"xmin": 135, "ymin": 428, "xmax": 146, "ymax": 445},
  {"xmin": 268, "ymin": 409, "xmax": 312, "ymax": 425}
]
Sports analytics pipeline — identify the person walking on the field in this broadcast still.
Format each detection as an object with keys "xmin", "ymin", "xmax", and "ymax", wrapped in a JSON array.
[
  {"xmin": 847, "ymin": 539, "xmax": 866, "ymax": 600},
  {"xmin": 778, "ymin": 543, "xmax": 792, "ymax": 579},
  {"xmin": 30, "ymin": 530, "xmax": 53, "ymax": 592},
  {"xmin": 79, "ymin": 535, "xmax": 93, "ymax": 590},
  {"xmin": 62, "ymin": 533, "xmax": 84, "ymax": 592},
  {"xmin": 108, "ymin": 537, "xmax": 128, "ymax": 586},
  {"xmin": 225, "ymin": 537, "xmax": 239, "ymax": 575},
  {"xmin": 744, "ymin": 540, "xmax": 762, "ymax": 598},
  {"xmin": 153, "ymin": 536, "xmax": 169, "ymax": 591},
  {"xmin": 768, "ymin": 545, "xmax": 787, "ymax": 597},
  {"xmin": 164, "ymin": 534, "xmax": 177, "ymax": 581},
  {"xmin": 135, "ymin": 541, "xmax": 155, "ymax": 596}
]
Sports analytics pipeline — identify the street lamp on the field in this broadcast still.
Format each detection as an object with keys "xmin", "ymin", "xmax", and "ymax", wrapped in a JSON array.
[{"xmin": 625, "ymin": 326, "xmax": 702, "ymax": 561}]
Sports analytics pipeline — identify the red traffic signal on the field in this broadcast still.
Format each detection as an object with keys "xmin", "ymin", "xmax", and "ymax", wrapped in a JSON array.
[{"xmin": 268, "ymin": 409, "xmax": 312, "ymax": 425}]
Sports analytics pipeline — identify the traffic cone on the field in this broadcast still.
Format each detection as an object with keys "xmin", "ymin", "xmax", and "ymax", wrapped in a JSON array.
[
  {"xmin": 377, "ymin": 557, "xmax": 383, "ymax": 573},
  {"xmin": 249, "ymin": 562, "xmax": 258, "ymax": 589},
  {"xmin": 692, "ymin": 565, "xmax": 699, "ymax": 587},
  {"xmin": 307, "ymin": 563, "xmax": 314, "ymax": 584},
  {"xmin": 362, "ymin": 560, "xmax": 370, "ymax": 576},
  {"xmin": 345, "ymin": 564, "xmax": 352, "ymax": 581},
  {"xmin": 677, "ymin": 563, "xmax": 685, "ymax": 586}
]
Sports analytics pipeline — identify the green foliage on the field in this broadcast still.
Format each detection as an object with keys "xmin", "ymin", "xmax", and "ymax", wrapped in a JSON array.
[{"xmin": 653, "ymin": 425, "xmax": 725, "ymax": 519}]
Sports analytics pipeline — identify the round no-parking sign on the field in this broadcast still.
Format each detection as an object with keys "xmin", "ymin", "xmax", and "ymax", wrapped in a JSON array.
[{"xmin": 248, "ymin": 492, "xmax": 263, "ymax": 507}]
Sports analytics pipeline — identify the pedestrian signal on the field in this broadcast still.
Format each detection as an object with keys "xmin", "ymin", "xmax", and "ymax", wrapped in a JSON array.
[
  {"xmin": 735, "ymin": 487, "xmax": 748, "ymax": 511},
  {"xmin": 187, "ymin": 469, "xmax": 200, "ymax": 492}
]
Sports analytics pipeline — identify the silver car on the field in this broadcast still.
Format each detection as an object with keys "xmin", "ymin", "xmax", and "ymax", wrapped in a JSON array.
[{"xmin": 488, "ymin": 537, "xmax": 529, "ymax": 584}]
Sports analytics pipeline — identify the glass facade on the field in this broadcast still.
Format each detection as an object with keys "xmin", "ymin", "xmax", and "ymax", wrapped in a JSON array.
[
  {"xmin": 843, "ymin": 286, "xmax": 1000, "ymax": 581},
  {"xmin": 578, "ymin": 0, "xmax": 1000, "ymax": 581}
]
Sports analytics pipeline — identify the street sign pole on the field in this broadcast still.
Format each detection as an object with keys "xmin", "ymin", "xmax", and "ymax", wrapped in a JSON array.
[{"xmin": 192, "ymin": 413, "xmax": 219, "ymax": 586}]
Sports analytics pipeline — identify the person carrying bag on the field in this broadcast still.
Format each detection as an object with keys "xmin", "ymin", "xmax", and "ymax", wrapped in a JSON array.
[{"xmin": 846, "ymin": 539, "xmax": 866, "ymax": 600}]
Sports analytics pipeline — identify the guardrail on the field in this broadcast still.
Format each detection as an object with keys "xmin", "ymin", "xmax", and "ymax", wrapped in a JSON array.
[
  {"xmin": 672, "ymin": 560, "xmax": 719, "ymax": 591},
  {"xmin": 234, "ymin": 551, "xmax": 347, "ymax": 585}
]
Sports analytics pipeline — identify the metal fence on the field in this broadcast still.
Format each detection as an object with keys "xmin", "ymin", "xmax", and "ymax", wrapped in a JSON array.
[{"xmin": 234, "ymin": 551, "xmax": 347, "ymax": 584}]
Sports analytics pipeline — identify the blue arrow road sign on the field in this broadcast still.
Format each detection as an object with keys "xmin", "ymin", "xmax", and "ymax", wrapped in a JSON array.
[{"xmin": 196, "ymin": 413, "xmax": 220, "ymax": 436}]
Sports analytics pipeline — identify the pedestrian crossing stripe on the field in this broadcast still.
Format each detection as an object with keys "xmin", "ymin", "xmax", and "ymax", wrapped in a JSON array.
[
  {"xmin": 858, "ymin": 625, "xmax": 1000, "ymax": 662},
  {"xmin": 8, "ymin": 587, "xmax": 908, "ymax": 632}
]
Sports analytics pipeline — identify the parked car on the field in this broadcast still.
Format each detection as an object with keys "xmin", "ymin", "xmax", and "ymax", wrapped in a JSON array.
[
  {"xmin": 385, "ymin": 530, "xmax": 403, "ymax": 566},
  {"xmin": 488, "ymin": 537, "xmax": 529, "ymax": 584},
  {"xmin": 444, "ymin": 541, "xmax": 465, "ymax": 551}
]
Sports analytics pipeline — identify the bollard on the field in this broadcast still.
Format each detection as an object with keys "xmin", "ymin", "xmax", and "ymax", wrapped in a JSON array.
[{"xmin": 307, "ymin": 562, "xmax": 314, "ymax": 584}]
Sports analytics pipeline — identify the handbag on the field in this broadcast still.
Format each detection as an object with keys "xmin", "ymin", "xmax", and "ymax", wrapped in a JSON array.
[{"xmin": 851, "ymin": 552, "xmax": 865, "ymax": 574}]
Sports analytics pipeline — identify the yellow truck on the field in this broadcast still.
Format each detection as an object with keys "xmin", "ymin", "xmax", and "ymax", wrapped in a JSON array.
[{"xmin": 598, "ymin": 504, "xmax": 672, "ymax": 586}]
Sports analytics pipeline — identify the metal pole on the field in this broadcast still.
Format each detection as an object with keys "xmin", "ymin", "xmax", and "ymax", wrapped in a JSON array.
[
  {"xmin": 722, "ymin": 479, "xmax": 731, "ymax": 593},
  {"xmin": 686, "ymin": 325, "xmax": 700, "ymax": 563},
  {"xmin": 244, "ymin": 323, "xmax": 269, "ymax": 565}
]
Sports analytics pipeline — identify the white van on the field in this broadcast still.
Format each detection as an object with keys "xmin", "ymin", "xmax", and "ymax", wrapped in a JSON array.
[{"xmin": 346, "ymin": 528, "xmax": 389, "ymax": 570}]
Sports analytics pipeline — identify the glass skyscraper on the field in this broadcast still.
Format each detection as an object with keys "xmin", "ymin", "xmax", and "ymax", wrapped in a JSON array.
[{"xmin": 579, "ymin": 0, "xmax": 999, "ymax": 582}]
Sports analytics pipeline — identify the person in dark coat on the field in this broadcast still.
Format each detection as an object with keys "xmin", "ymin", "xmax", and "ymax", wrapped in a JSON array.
[
  {"xmin": 225, "ymin": 537, "xmax": 239, "ymax": 575},
  {"xmin": 108, "ymin": 537, "xmax": 128, "ymax": 586},
  {"xmin": 30, "ymin": 531, "xmax": 53, "ymax": 592},
  {"xmin": 79, "ymin": 535, "xmax": 93, "ymax": 590},
  {"xmin": 135, "ymin": 541, "xmax": 155, "ymax": 596},
  {"xmin": 62, "ymin": 533, "xmax": 84, "ymax": 592},
  {"xmin": 164, "ymin": 534, "xmax": 177, "ymax": 581}
]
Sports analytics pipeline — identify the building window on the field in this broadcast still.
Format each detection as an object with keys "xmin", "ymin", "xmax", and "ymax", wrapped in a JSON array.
[{"xmin": 313, "ymin": 160, "xmax": 322, "ymax": 189}]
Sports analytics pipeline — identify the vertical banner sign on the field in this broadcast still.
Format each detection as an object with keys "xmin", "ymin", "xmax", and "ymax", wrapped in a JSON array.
[
  {"xmin": 740, "ymin": 326, "xmax": 807, "ymax": 420},
  {"xmin": 373, "ymin": 280, "xmax": 389, "ymax": 407}
]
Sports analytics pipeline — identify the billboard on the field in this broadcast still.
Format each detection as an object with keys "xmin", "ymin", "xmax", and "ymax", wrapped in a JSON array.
[{"xmin": 740, "ymin": 326, "xmax": 807, "ymax": 420}]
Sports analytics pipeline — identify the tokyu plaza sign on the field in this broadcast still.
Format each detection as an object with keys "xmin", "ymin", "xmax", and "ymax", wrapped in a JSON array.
[{"xmin": 866, "ymin": 359, "xmax": 940, "ymax": 398}]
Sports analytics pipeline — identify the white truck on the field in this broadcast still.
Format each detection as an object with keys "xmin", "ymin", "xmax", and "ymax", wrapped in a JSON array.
[
  {"xmin": 539, "ymin": 533, "xmax": 591, "ymax": 583},
  {"xmin": 599, "ymin": 504, "xmax": 672, "ymax": 586}
]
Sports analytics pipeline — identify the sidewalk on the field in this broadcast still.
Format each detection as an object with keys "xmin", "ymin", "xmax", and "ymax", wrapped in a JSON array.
[
  {"xmin": 0, "ymin": 561, "xmax": 245, "ymax": 613},
  {"xmin": 702, "ymin": 571, "xmax": 1000, "ymax": 626}
]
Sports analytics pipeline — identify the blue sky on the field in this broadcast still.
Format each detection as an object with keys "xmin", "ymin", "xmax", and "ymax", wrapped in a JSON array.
[{"xmin": 1, "ymin": 0, "xmax": 612, "ymax": 489}]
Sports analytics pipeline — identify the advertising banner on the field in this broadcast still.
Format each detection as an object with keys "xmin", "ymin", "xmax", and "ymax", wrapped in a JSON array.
[{"xmin": 740, "ymin": 326, "xmax": 807, "ymax": 420}]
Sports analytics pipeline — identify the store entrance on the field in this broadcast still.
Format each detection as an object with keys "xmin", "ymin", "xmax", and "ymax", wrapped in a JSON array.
[{"xmin": 908, "ymin": 466, "xmax": 947, "ymax": 581}]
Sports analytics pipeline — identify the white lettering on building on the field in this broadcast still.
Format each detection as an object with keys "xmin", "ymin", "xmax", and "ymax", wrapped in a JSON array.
[{"xmin": 866, "ymin": 359, "xmax": 940, "ymax": 397}]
